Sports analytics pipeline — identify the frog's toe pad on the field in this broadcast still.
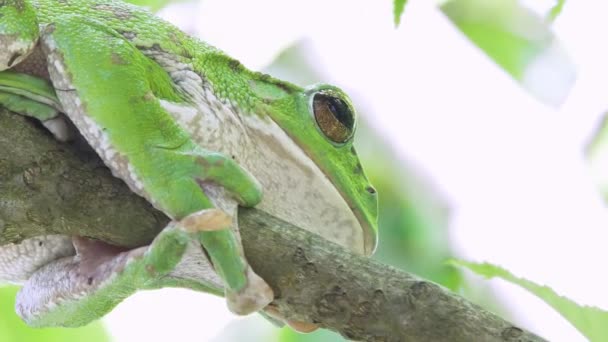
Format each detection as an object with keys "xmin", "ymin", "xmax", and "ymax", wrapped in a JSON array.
[
  {"xmin": 263, "ymin": 307, "xmax": 319, "ymax": 333},
  {"xmin": 286, "ymin": 321, "xmax": 319, "ymax": 333},
  {"xmin": 226, "ymin": 267, "xmax": 273, "ymax": 315},
  {"xmin": 180, "ymin": 209, "xmax": 232, "ymax": 233}
]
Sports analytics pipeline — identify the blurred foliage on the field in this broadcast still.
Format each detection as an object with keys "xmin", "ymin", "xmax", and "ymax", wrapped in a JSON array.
[
  {"xmin": 0, "ymin": 286, "xmax": 108, "ymax": 342},
  {"xmin": 393, "ymin": 0, "xmax": 408, "ymax": 26},
  {"xmin": 547, "ymin": 0, "xmax": 566, "ymax": 22},
  {"xmin": 453, "ymin": 261, "xmax": 608, "ymax": 342},
  {"xmin": 441, "ymin": 0, "xmax": 574, "ymax": 106},
  {"xmin": 442, "ymin": 0, "xmax": 545, "ymax": 80},
  {"xmin": 393, "ymin": 0, "xmax": 574, "ymax": 105},
  {"xmin": 586, "ymin": 112, "xmax": 608, "ymax": 199}
]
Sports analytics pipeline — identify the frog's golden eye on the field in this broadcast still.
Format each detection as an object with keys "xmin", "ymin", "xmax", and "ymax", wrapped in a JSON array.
[{"xmin": 312, "ymin": 92, "xmax": 355, "ymax": 145}]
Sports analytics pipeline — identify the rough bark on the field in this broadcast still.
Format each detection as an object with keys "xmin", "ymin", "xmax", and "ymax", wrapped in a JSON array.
[{"xmin": 0, "ymin": 109, "xmax": 546, "ymax": 342}]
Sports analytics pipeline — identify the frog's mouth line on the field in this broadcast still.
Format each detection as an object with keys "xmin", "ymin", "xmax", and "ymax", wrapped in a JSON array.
[{"xmin": 11, "ymin": 236, "xmax": 147, "ymax": 325}]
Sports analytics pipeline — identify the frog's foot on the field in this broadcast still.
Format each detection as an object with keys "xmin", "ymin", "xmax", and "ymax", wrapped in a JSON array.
[
  {"xmin": 286, "ymin": 321, "xmax": 319, "ymax": 333},
  {"xmin": 179, "ymin": 208, "xmax": 233, "ymax": 233},
  {"xmin": 264, "ymin": 306, "xmax": 319, "ymax": 333},
  {"xmin": 179, "ymin": 209, "xmax": 274, "ymax": 315},
  {"xmin": 226, "ymin": 266, "xmax": 274, "ymax": 315}
]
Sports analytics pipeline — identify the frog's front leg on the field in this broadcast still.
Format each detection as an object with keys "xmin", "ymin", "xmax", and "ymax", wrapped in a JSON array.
[
  {"xmin": 181, "ymin": 202, "xmax": 273, "ymax": 314},
  {"xmin": 38, "ymin": 16, "xmax": 273, "ymax": 316},
  {"xmin": 0, "ymin": 71, "xmax": 72, "ymax": 141}
]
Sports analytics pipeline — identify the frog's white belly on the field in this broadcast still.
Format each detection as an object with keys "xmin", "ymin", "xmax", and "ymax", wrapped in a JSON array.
[{"xmin": 157, "ymin": 70, "xmax": 364, "ymax": 254}]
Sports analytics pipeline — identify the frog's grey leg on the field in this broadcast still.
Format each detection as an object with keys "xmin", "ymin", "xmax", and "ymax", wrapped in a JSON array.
[
  {"xmin": 16, "ymin": 223, "xmax": 197, "ymax": 327},
  {"xmin": 38, "ymin": 16, "xmax": 272, "ymax": 316},
  {"xmin": 0, "ymin": 236, "xmax": 75, "ymax": 285},
  {"xmin": 0, "ymin": 71, "xmax": 72, "ymax": 141}
]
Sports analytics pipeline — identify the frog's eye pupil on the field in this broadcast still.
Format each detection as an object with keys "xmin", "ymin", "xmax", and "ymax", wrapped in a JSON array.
[{"xmin": 313, "ymin": 93, "xmax": 355, "ymax": 144}]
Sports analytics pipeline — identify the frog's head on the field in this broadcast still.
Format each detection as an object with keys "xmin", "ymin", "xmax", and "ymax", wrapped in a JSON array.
[{"xmin": 248, "ymin": 78, "xmax": 378, "ymax": 255}]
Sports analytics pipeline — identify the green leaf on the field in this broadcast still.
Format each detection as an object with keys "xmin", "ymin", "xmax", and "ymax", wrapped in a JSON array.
[
  {"xmin": 440, "ymin": 0, "xmax": 575, "ymax": 106},
  {"xmin": 547, "ymin": 0, "xmax": 566, "ymax": 22},
  {"xmin": 451, "ymin": 260, "xmax": 608, "ymax": 342},
  {"xmin": 394, "ymin": 0, "xmax": 408, "ymax": 27},
  {"xmin": 586, "ymin": 112, "xmax": 608, "ymax": 198},
  {"xmin": 0, "ymin": 286, "xmax": 109, "ymax": 342}
]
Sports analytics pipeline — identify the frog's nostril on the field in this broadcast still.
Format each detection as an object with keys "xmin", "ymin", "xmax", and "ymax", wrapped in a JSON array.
[{"xmin": 365, "ymin": 186, "xmax": 376, "ymax": 195}]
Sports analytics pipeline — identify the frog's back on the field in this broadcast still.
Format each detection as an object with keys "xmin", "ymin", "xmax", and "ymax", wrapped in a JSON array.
[{"xmin": 32, "ymin": 0, "xmax": 213, "ymax": 60}]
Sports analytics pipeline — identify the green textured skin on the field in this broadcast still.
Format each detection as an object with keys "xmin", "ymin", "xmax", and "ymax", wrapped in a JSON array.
[
  {"xmin": 0, "ymin": 0, "xmax": 39, "ymax": 43},
  {"xmin": 0, "ymin": 92, "xmax": 56, "ymax": 119},
  {"xmin": 0, "ymin": 71, "xmax": 58, "ymax": 102},
  {"xmin": 0, "ymin": 0, "xmax": 378, "ymax": 327},
  {"xmin": 0, "ymin": 71, "xmax": 60, "ymax": 118}
]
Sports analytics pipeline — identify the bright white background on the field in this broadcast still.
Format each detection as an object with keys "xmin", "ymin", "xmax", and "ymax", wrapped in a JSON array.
[{"xmin": 104, "ymin": 1, "xmax": 608, "ymax": 341}]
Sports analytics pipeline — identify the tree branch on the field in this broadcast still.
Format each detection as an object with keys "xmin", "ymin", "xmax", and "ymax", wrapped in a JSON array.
[{"xmin": 0, "ymin": 109, "xmax": 545, "ymax": 342}]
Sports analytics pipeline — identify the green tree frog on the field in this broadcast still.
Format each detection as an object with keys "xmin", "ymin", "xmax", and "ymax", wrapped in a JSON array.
[{"xmin": 0, "ymin": 0, "xmax": 378, "ymax": 329}]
